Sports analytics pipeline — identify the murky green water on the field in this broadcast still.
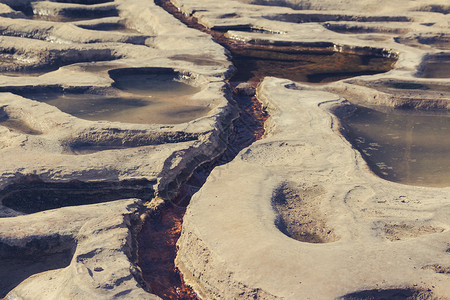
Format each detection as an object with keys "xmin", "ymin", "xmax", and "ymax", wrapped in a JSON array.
[{"xmin": 340, "ymin": 105, "xmax": 450, "ymax": 187}]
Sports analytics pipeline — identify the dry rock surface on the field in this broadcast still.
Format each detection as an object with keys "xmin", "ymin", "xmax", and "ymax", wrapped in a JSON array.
[{"xmin": 0, "ymin": 0, "xmax": 449, "ymax": 299}]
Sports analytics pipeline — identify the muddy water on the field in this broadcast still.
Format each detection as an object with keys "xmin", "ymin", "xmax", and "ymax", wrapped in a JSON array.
[
  {"xmin": 340, "ymin": 105, "xmax": 450, "ymax": 187},
  {"xmin": 19, "ymin": 92, "xmax": 207, "ymax": 125},
  {"xmin": 231, "ymin": 48, "xmax": 394, "ymax": 83},
  {"xmin": 16, "ymin": 74, "xmax": 207, "ymax": 125},
  {"xmin": 420, "ymin": 54, "xmax": 450, "ymax": 78}
]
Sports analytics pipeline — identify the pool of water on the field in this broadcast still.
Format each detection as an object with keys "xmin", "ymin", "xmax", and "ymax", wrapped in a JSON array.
[
  {"xmin": 420, "ymin": 54, "xmax": 450, "ymax": 78},
  {"xmin": 340, "ymin": 105, "xmax": 450, "ymax": 187},
  {"xmin": 17, "ymin": 91, "xmax": 207, "ymax": 125},
  {"xmin": 110, "ymin": 71, "xmax": 200, "ymax": 96},
  {"xmin": 16, "ymin": 71, "xmax": 207, "ymax": 125},
  {"xmin": 230, "ymin": 47, "xmax": 395, "ymax": 83}
]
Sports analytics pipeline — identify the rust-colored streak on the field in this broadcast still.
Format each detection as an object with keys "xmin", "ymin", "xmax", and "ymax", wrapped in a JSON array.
[{"xmin": 138, "ymin": 205, "xmax": 199, "ymax": 299}]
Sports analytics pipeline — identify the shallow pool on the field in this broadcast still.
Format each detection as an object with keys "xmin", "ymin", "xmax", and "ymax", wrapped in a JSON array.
[{"xmin": 340, "ymin": 105, "xmax": 450, "ymax": 187}]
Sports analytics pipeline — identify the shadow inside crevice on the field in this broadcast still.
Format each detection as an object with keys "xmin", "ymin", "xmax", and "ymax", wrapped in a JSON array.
[{"xmin": 339, "ymin": 288, "xmax": 434, "ymax": 300}]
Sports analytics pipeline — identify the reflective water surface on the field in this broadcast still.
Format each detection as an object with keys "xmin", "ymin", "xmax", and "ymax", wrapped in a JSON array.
[
  {"xmin": 420, "ymin": 54, "xmax": 450, "ymax": 78},
  {"xmin": 340, "ymin": 105, "xmax": 450, "ymax": 187},
  {"xmin": 16, "ymin": 73, "xmax": 206, "ymax": 124}
]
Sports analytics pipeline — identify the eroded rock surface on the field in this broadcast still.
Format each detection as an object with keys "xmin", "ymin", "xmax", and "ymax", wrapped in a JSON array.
[
  {"xmin": 0, "ymin": 0, "xmax": 234, "ymax": 298},
  {"xmin": 172, "ymin": 0, "xmax": 450, "ymax": 299},
  {"xmin": 177, "ymin": 77, "xmax": 450, "ymax": 299},
  {"xmin": 1, "ymin": 0, "xmax": 450, "ymax": 299}
]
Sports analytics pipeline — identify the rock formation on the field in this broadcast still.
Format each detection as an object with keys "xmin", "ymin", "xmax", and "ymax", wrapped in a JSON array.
[{"xmin": 0, "ymin": 0, "xmax": 449, "ymax": 299}]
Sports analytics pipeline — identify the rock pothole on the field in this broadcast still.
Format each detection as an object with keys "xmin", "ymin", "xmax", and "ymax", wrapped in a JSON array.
[
  {"xmin": 272, "ymin": 182, "xmax": 338, "ymax": 243},
  {"xmin": 64, "ymin": 129, "xmax": 200, "ymax": 154},
  {"xmin": 0, "ymin": 106, "xmax": 42, "ymax": 135}
]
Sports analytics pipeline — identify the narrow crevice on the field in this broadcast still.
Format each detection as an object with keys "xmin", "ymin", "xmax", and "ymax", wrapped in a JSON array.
[{"xmin": 137, "ymin": 1, "xmax": 398, "ymax": 299}]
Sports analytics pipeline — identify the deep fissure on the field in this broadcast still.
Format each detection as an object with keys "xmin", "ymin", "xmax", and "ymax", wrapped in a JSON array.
[{"xmin": 137, "ymin": 0, "xmax": 397, "ymax": 299}]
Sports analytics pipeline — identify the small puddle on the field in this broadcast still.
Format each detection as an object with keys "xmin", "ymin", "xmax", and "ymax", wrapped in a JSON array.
[
  {"xmin": 339, "ymin": 105, "xmax": 450, "ymax": 187},
  {"xmin": 420, "ymin": 54, "xmax": 450, "ymax": 78},
  {"xmin": 15, "ymin": 70, "xmax": 208, "ymax": 125},
  {"xmin": 109, "ymin": 69, "xmax": 200, "ymax": 96}
]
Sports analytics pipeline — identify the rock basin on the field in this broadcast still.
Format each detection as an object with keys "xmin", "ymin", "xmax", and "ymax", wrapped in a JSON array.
[
  {"xmin": 13, "ymin": 68, "xmax": 209, "ymax": 125},
  {"xmin": 338, "ymin": 105, "xmax": 450, "ymax": 187}
]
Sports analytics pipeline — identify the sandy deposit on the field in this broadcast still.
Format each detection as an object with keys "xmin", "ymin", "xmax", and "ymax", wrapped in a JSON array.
[{"xmin": 0, "ymin": 0, "xmax": 449, "ymax": 299}]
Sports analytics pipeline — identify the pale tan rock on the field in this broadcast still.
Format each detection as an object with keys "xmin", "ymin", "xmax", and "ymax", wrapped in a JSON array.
[
  {"xmin": 0, "ymin": 0, "xmax": 234, "ymax": 298},
  {"xmin": 2, "ymin": 199, "xmax": 155, "ymax": 300},
  {"xmin": 177, "ymin": 77, "xmax": 450, "ymax": 299}
]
